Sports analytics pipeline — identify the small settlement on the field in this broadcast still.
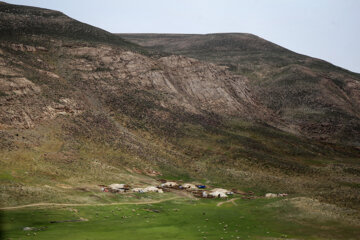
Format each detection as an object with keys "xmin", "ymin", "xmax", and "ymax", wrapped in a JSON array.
[{"xmin": 100, "ymin": 180, "xmax": 287, "ymax": 199}]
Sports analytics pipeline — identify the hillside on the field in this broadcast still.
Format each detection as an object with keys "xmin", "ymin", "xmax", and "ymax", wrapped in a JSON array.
[
  {"xmin": 120, "ymin": 33, "xmax": 360, "ymax": 146},
  {"xmin": 1, "ymin": 0, "xmax": 360, "ymax": 221},
  {"xmin": 0, "ymin": 1, "xmax": 144, "ymax": 52}
]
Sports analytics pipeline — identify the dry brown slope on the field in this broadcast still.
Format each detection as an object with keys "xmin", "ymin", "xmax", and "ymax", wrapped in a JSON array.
[{"xmin": 119, "ymin": 33, "xmax": 360, "ymax": 146}]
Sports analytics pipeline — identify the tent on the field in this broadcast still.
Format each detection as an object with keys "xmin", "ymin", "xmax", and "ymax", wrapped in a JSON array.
[
  {"xmin": 182, "ymin": 183, "xmax": 197, "ymax": 190},
  {"xmin": 162, "ymin": 182, "xmax": 178, "ymax": 187},
  {"xmin": 209, "ymin": 191, "xmax": 228, "ymax": 198},
  {"xmin": 143, "ymin": 186, "xmax": 163, "ymax": 193},
  {"xmin": 208, "ymin": 188, "xmax": 230, "ymax": 198},
  {"xmin": 132, "ymin": 186, "xmax": 163, "ymax": 193},
  {"xmin": 132, "ymin": 188, "xmax": 144, "ymax": 193},
  {"xmin": 109, "ymin": 184, "xmax": 125, "ymax": 190},
  {"xmin": 108, "ymin": 183, "xmax": 131, "ymax": 192}
]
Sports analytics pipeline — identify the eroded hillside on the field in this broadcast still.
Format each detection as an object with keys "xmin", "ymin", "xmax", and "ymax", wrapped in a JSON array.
[{"xmin": 120, "ymin": 33, "xmax": 360, "ymax": 146}]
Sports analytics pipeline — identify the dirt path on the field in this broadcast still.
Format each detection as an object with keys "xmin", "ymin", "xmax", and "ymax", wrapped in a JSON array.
[
  {"xmin": 217, "ymin": 198, "xmax": 239, "ymax": 207},
  {"xmin": 0, "ymin": 196, "xmax": 180, "ymax": 211}
]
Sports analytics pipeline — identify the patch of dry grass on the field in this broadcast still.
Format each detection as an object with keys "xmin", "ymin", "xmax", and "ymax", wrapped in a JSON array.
[{"xmin": 268, "ymin": 197, "xmax": 360, "ymax": 226}]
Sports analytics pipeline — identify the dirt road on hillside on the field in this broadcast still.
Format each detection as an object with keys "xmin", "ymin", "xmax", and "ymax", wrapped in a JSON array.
[
  {"xmin": 0, "ymin": 196, "xmax": 180, "ymax": 211},
  {"xmin": 217, "ymin": 198, "xmax": 239, "ymax": 207}
]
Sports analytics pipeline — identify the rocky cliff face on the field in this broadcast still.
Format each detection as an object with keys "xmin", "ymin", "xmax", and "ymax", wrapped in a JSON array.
[
  {"xmin": 63, "ymin": 45, "xmax": 268, "ymax": 118},
  {"xmin": 120, "ymin": 33, "xmax": 360, "ymax": 146},
  {"xmin": 0, "ymin": 38, "xmax": 271, "ymax": 131}
]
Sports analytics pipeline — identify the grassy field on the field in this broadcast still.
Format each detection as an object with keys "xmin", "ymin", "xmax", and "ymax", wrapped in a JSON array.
[{"xmin": 2, "ymin": 196, "xmax": 360, "ymax": 240}]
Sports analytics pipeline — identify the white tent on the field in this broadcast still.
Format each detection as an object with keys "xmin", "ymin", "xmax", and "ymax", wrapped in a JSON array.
[
  {"xmin": 143, "ymin": 186, "xmax": 163, "ymax": 193},
  {"xmin": 209, "ymin": 191, "xmax": 228, "ymax": 198},
  {"xmin": 265, "ymin": 193, "xmax": 277, "ymax": 198},
  {"xmin": 211, "ymin": 188, "xmax": 228, "ymax": 193},
  {"xmin": 182, "ymin": 183, "xmax": 197, "ymax": 190},
  {"xmin": 162, "ymin": 182, "xmax": 178, "ymax": 187},
  {"xmin": 202, "ymin": 191, "xmax": 208, "ymax": 198},
  {"xmin": 109, "ymin": 184, "xmax": 125, "ymax": 190},
  {"xmin": 132, "ymin": 186, "xmax": 163, "ymax": 193},
  {"xmin": 208, "ymin": 188, "xmax": 230, "ymax": 198},
  {"xmin": 211, "ymin": 188, "xmax": 233, "ymax": 195},
  {"xmin": 265, "ymin": 193, "xmax": 287, "ymax": 198},
  {"xmin": 132, "ymin": 188, "xmax": 144, "ymax": 193}
]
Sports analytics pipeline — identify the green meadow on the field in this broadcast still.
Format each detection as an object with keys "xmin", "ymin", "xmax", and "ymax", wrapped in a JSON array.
[{"xmin": 2, "ymin": 197, "xmax": 359, "ymax": 240}]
